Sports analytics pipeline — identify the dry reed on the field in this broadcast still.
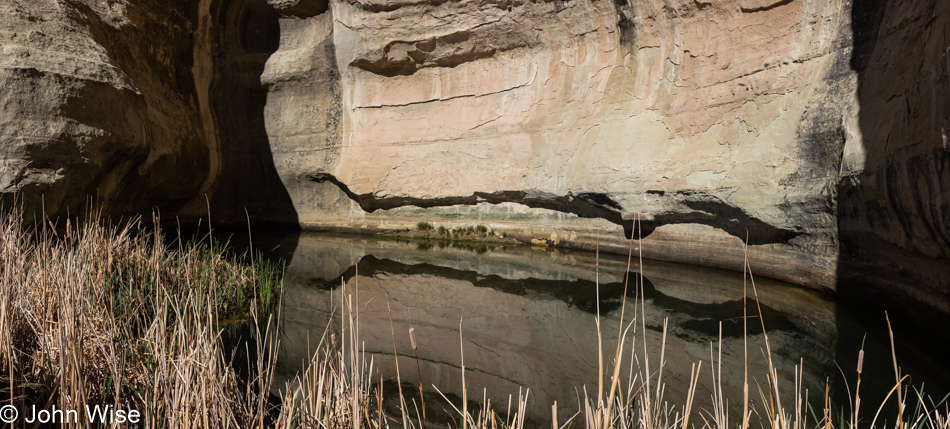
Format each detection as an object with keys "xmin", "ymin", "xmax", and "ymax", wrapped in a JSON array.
[
  {"xmin": 0, "ymin": 206, "xmax": 281, "ymax": 427},
  {"xmin": 1, "ymin": 205, "xmax": 947, "ymax": 429},
  {"xmin": 273, "ymin": 220, "xmax": 949, "ymax": 429}
]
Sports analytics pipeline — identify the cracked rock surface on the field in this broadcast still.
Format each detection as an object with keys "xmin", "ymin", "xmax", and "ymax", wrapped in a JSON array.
[
  {"xmin": 1, "ymin": 0, "xmax": 948, "ymax": 316},
  {"xmin": 266, "ymin": 0, "xmax": 854, "ymax": 288}
]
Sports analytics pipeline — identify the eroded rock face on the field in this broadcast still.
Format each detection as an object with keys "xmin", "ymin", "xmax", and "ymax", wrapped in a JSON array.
[
  {"xmin": 1, "ymin": 0, "xmax": 948, "ymax": 316},
  {"xmin": 261, "ymin": 0, "xmax": 949, "ymax": 315},
  {"xmin": 0, "ymin": 0, "xmax": 296, "ymax": 224},
  {"xmin": 0, "ymin": 0, "xmax": 208, "ymax": 217},
  {"xmin": 264, "ymin": 0, "xmax": 856, "ymax": 288}
]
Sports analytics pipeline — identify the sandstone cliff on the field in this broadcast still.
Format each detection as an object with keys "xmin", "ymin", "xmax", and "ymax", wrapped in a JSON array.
[
  {"xmin": 0, "ymin": 0, "xmax": 209, "ymax": 216},
  {"xmin": 1, "ymin": 0, "xmax": 947, "ymax": 318}
]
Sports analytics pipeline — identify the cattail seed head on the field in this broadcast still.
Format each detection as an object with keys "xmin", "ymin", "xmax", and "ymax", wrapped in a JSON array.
[
  {"xmin": 331, "ymin": 333, "xmax": 337, "ymax": 346},
  {"xmin": 409, "ymin": 327, "xmax": 417, "ymax": 351},
  {"xmin": 857, "ymin": 350, "xmax": 864, "ymax": 374}
]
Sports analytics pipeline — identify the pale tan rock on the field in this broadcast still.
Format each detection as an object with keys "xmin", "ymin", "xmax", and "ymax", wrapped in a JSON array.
[
  {"xmin": 1, "ymin": 0, "xmax": 947, "ymax": 318},
  {"xmin": 264, "ymin": 0, "xmax": 856, "ymax": 289}
]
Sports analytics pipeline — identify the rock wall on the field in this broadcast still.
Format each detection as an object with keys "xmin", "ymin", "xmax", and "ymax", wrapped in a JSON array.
[
  {"xmin": 190, "ymin": 0, "xmax": 300, "ymax": 224},
  {"xmin": 0, "ymin": 0, "xmax": 208, "ymax": 217},
  {"xmin": 264, "ymin": 0, "xmax": 856, "ymax": 289},
  {"xmin": 0, "ymin": 0, "xmax": 297, "ymax": 224},
  {"xmin": 837, "ymin": 0, "xmax": 950, "ymax": 319},
  {"xmin": 1, "ymin": 0, "xmax": 948, "ymax": 316}
]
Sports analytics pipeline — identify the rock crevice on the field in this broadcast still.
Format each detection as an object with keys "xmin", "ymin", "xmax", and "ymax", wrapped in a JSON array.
[{"xmin": 1, "ymin": 0, "xmax": 948, "ymax": 317}]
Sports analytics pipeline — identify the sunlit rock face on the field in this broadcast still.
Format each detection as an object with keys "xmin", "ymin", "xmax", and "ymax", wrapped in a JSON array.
[
  {"xmin": 264, "ymin": 0, "xmax": 855, "ymax": 288},
  {"xmin": 262, "ymin": 0, "xmax": 950, "ymax": 315},
  {"xmin": 1, "ymin": 0, "xmax": 948, "ymax": 317},
  {"xmin": 331, "ymin": 0, "xmax": 842, "ymax": 208}
]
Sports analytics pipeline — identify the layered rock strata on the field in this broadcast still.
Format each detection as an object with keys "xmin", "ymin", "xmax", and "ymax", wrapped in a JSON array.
[
  {"xmin": 1, "ymin": 0, "xmax": 948, "ymax": 317},
  {"xmin": 264, "ymin": 0, "xmax": 855, "ymax": 289},
  {"xmin": 0, "ymin": 0, "xmax": 297, "ymax": 224},
  {"xmin": 259, "ymin": 0, "xmax": 950, "ymax": 316}
]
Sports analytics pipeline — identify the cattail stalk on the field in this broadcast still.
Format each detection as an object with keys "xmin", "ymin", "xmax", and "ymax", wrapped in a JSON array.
[{"xmin": 409, "ymin": 324, "xmax": 426, "ymax": 426}]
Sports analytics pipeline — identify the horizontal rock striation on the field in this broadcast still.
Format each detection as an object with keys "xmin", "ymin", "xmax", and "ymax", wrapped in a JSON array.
[
  {"xmin": 1, "ymin": 0, "xmax": 947, "ymax": 317},
  {"xmin": 267, "ymin": 0, "xmax": 853, "ymax": 288}
]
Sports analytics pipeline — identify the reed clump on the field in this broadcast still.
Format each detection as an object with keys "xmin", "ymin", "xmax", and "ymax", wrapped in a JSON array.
[
  {"xmin": 2, "ymin": 204, "xmax": 948, "ymax": 429},
  {"xmin": 0, "ymin": 207, "xmax": 282, "ymax": 426},
  {"xmin": 272, "ymin": 235, "xmax": 950, "ymax": 429}
]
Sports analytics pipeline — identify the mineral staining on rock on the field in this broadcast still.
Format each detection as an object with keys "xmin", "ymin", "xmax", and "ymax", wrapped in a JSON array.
[
  {"xmin": 330, "ymin": 0, "xmax": 833, "ymax": 217},
  {"xmin": 1, "ymin": 0, "xmax": 948, "ymax": 314},
  {"xmin": 836, "ymin": 0, "xmax": 950, "ymax": 317},
  {"xmin": 265, "ymin": 0, "xmax": 854, "ymax": 287}
]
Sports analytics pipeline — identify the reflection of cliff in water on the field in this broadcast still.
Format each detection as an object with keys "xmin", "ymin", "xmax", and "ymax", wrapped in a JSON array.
[{"xmin": 273, "ymin": 233, "xmax": 838, "ymax": 425}]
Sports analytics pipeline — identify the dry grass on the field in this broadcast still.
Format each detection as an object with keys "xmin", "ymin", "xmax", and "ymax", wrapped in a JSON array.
[
  {"xmin": 1, "ymin": 206, "xmax": 947, "ymax": 429},
  {"xmin": 0, "ymin": 207, "xmax": 281, "ymax": 427},
  {"xmin": 272, "ymin": 219, "xmax": 950, "ymax": 429}
]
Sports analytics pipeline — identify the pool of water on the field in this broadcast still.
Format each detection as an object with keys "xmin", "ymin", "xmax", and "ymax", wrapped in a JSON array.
[{"xmin": 240, "ymin": 231, "xmax": 948, "ymax": 427}]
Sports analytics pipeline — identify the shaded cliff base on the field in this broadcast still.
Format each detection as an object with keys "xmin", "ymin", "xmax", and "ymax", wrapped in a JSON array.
[
  {"xmin": 837, "ymin": 233, "xmax": 950, "ymax": 339},
  {"xmin": 275, "ymin": 178, "xmax": 950, "ymax": 336},
  {"xmin": 285, "ymin": 190, "xmax": 836, "ymax": 294},
  {"xmin": 295, "ymin": 205, "xmax": 950, "ymax": 337}
]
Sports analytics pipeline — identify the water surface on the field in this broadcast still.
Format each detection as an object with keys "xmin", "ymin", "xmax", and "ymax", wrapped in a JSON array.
[{"xmin": 252, "ymin": 232, "xmax": 948, "ymax": 427}]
